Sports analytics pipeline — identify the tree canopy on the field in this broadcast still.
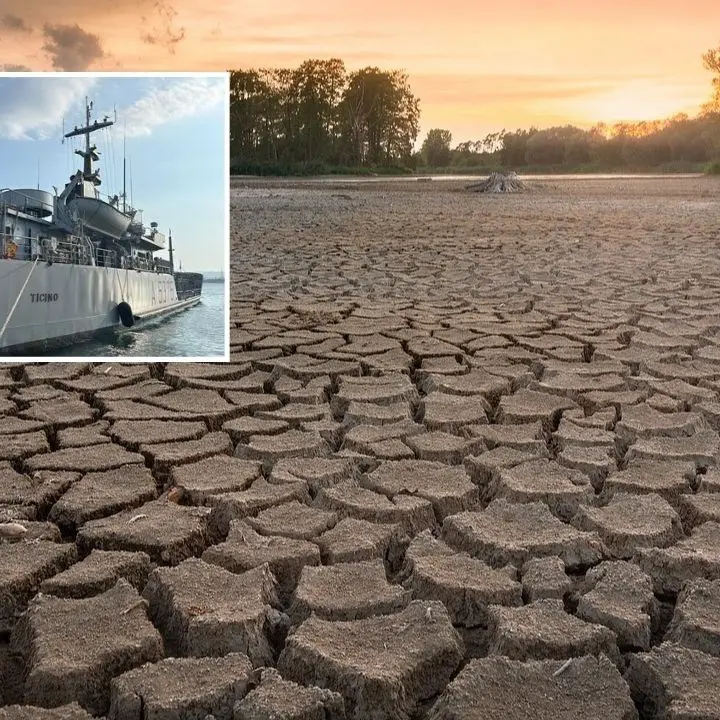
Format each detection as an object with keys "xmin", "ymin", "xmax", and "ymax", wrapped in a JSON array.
[
  {"xmin": 421, "ymin": 129, "xmax": 452, "ymax": 167},
  {"xmin": 417, "ymin": 115, "xmax": 719, "ymax": 172},
  {"xmin": 230, "ymin": 60, "xmax": 420, "ymax": 174},
  {"xmin": 702, "ymin": 43, "xmax": 720, "ymax": 113}
]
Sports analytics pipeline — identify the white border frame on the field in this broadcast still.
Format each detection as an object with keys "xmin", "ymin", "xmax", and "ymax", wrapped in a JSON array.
[{"xmin": 0, "ymin": 70, "xmax": 231, "ymax": 363}]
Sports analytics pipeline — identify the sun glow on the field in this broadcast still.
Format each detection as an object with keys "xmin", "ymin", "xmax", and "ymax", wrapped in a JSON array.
[{"xmin": 576, "ymin": 81, "xmax": 697, "ymax": 124}]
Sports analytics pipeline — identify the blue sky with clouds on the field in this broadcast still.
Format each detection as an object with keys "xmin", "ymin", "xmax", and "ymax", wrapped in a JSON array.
[{"xmin": 0, "ymin": 73, "xmax": 227, "ymax": 273}]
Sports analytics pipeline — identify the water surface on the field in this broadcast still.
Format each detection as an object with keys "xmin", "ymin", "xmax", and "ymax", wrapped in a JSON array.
[{"xmin": 47, "ymin": 278, "xmax": 226, "ymax": 359}]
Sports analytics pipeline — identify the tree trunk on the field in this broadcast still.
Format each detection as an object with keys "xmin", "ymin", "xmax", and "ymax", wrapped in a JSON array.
[{"xmin": 466, "ymin": 171, "xmax": 525, "ymax": 193}]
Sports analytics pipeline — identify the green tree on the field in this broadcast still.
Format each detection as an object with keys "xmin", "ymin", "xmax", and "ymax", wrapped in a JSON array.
[
  {"xmin": 340, "ymin": 68, "xmax": 420, "ymax": 166},
  {"xmin": 421, "ymin": 128, "xmax": 452, "ymax": 167},
  {"xmin": 229, "ymin": 69, "xmax": 267, "ymax": 160},
  {"xmin": 291, "ymin": 59, "xmax": 346, "ymax": 162},
  {"xmin": 702, "ymin": 44, "xmax": 720, "ymax": 113},
  {"xmin": 500, "ymin": 128, "xmax": 535, "ymax": 167}
]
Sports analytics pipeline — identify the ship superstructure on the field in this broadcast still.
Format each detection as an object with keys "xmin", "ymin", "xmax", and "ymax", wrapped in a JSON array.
[{"xmin": 0, "ymin": 98, "xmax": 203, "ymax": 354}]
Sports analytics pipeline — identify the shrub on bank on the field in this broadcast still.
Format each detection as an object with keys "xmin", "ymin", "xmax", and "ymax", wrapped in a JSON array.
[{"xmin": 229, "ymin": 159, "xmax": 414, "ymax": 177}]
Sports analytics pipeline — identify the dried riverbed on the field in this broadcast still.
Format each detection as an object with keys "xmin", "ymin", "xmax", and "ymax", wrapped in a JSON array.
[{"xmin": 1, "ymin": 176, "xmax": 720, "ymax": 719}]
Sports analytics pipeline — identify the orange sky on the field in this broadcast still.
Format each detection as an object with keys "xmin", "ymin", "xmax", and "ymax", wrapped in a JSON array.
[{"xmin": 1, "ymin": 0, "xmax": 718, "ymax": 141}]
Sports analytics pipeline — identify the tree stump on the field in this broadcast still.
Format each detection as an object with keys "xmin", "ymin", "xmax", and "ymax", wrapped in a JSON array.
[{"xmin": 466, "ymin": 171, "xmax": 526, "ymax": 193}]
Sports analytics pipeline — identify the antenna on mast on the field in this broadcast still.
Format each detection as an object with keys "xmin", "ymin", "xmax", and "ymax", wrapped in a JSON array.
[
  {"xmin": 168, "ymin": 229, "xmax": 175, "ymax": 274},
  {"xmin": 64, "ymin": 96, "xmax": 114, "ymax": 187},
  {"xmin": 122, "ymin": 124, "xmax": 126, "ymax": 214}
]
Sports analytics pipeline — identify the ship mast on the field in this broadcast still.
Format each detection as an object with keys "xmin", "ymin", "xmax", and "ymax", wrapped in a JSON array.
[{"xmin": 63, "ymin": 97, "xmax": 114, "ymax": 187}]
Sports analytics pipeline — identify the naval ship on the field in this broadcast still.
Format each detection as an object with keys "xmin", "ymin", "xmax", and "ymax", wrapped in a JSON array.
[{"xmin": 0, "ymin": 99, "xmax": 203, "ymax": 355}]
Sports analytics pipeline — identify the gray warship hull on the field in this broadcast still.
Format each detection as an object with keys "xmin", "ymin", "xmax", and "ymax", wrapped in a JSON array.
[{"xmin": 0, "ymin": 259, "xmax": 200, "ymax": 353}]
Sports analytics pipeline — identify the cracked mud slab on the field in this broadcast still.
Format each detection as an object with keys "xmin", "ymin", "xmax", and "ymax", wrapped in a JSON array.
[
  {"xmin": 76, "ymin": 500, "xmax": 210, "ymax": 565},
  {"xmin": 427, "ymin": 655, "xmax": 637, "ymax": 720},
  {"xmin": 574, "ymin": 492, "xmax": 684, "ymax": 559},
  {"xmin": 289, "ymin": 559, "xmax": 409, "ymax": 622},
  {"xmin": 0, "ymin": 541, "xmax": 77, "ymax": 633},
  {"xmin": 277, "ymin": 600, "xmax": 463, "ymax": 719},
  {"xmin": 635, "ymin": 521, "xmax": 720, "ymax": 595},
  {"xmin": 486, "ymin": 598, "xmax": 621, "ymax": 665},
  {"xmin": 12, "ymin": 580, "xmax": 163, "ymax": 716},
  {"xmin": 625, "ymin": 642, "xmax": 720, "ymax": 720},
  {"xmin": 142, "ymin": 558, "xmax": 277, "ymax": 664},
  {"xmin": 40, "ymin": 550, "xmax": 152, "ymax": 599},
  {"xmin": 202, "ymin": 520, "xmax": 321, "ymax": 603},
  {"xmin": 576, "ymin": 560, "xmax": 658, "ymax": 650},
  {"xmin": 234, "ymin": 667, "xmax": 345, "ymax": 720},
  {"xmin": 48, "ymin": 465, "xmax": 157, "ymax": 531},
  {"xmin": 665, "ymin": 578, "xmax": 720, "ymax": 656},
  {"xmin": 443, "ymin": 499, "xmax": 606, "ymax": 569},
  {"xmin": 109, "ymin": 652, "xmax": 254, "ymax": 720}
]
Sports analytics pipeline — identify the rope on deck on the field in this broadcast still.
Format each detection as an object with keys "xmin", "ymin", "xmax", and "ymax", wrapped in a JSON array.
[{"xmin": 0, "ymin": 257, "xmax": 40, "ymax": 344}]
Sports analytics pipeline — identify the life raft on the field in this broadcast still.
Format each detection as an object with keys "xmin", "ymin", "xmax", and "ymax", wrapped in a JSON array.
[{"xmin": 3, "ymin": 240, "xmax": 17, "ymax": 259}]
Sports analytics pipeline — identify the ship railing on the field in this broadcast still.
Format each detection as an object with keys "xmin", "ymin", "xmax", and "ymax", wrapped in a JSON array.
[
  {"xmin": 121, "ymin": 255, "xmax": 171, "ymax": 274},
  {"xmin": 48, "ymin": 236, "xmax": 118, "ymax": 268},
  {"xmin": 0, "ymin": 189, "xmax": 42, "ymax": 215},
  {"xmin": 1, "ymin": 232, "xmax": 118, "ymax": 268},
  {"xmin": 89, "ymin": 243, "xmax": 118, "ymax": 268}
]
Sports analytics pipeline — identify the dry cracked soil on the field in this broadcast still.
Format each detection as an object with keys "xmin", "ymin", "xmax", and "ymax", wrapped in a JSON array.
[{"xmin": 1, "ymin": 175, "xmax": 720, "ymax": 719}]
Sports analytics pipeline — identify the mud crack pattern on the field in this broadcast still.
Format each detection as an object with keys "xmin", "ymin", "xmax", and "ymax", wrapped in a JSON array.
[{"xmin": 1, "ymin": 177, "xmax": 720, "ymax": 719}]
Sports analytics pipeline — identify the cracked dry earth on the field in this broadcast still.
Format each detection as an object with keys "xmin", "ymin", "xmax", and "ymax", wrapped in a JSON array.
[{"xmin": 2, "ymin": 176, "xmax": 720, "ymax": 720}]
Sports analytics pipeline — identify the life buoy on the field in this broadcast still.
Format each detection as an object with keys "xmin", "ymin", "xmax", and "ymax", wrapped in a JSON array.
[
  {"xmin": 3, "ymin": 240, "xmax": 17, "ymax": 259},
  {"xmin": 116, "ymin": 301, "xmax": 135, "ymax": 327}
]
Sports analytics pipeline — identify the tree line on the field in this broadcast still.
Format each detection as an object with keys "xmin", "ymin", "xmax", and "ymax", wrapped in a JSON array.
[
  {"xmin": 230, "ymin": 45, "xmax": 720, "ymax": 175},
  {"xmin": 421, "ymin": 115, "xmax": 720, "ymax": 171},
  {"xmin": 230, "ymin": 59, "xmax": 420, "ymax": 174}
]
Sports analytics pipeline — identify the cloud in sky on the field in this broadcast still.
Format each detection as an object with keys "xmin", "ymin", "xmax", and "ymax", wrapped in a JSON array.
[
  {"xmin": 140, "ymin": 0, "xmax": 186, "ymax": 53},
  {"xmin": 0, "ymin": 0, "xmax": 156, "ymax": 22},
  {"xmin": 0, "ymin": 76, "xmax": 97, "ymax": 140},
  {"xmin": 0, "ymin": 76, "xmax": 224, "ymax": 142},
  {"xmin": 411, "ymin": 73, "xmax": 650, "ymax": 106},
  {"xmin": 119, "ymin": 77, "xmax": 225, "ymax": 137},
  {"xmin": 1, "ymin": 13, "xmax": 32, "ymax": 33},
  {"xmin": 42, "ymin": 23, "xmax": 105, "ymax": 70}
]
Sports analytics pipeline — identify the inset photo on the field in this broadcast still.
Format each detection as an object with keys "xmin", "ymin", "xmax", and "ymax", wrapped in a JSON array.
[{"xmin": 0, "ymin": 72, "xmax": 229, "ymax": 360}]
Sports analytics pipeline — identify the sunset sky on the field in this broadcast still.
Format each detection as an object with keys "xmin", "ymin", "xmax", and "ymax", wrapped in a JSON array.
[{"xmin": 0, "ymin": 0, "xmax": 718, "ymax": 142}]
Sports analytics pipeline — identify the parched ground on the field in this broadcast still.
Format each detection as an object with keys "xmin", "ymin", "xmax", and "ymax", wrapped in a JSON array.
[{"xmin": 2, "ymin": 175, "xmax": 720, "ymax": 719}]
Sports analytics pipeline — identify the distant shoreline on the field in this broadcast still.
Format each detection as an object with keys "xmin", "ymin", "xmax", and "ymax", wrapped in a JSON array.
[{"xmin": 230, "ymin": 163, "xmax": 712, "ymax": 180}]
